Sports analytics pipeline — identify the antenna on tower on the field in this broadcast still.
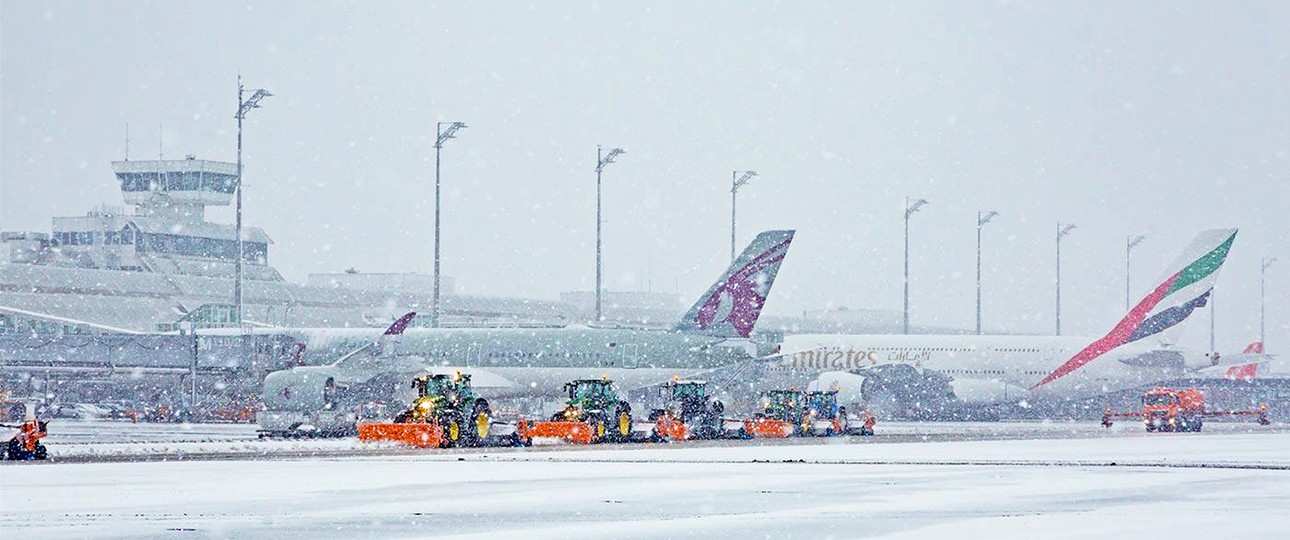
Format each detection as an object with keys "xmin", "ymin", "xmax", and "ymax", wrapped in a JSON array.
[
  {"xmin": 158, "ymin": 123, "xmax": 163, "ymax": 160},
  {"xmin": 125, "ymin": 123, "xmax": 130, "ymax": 161}
]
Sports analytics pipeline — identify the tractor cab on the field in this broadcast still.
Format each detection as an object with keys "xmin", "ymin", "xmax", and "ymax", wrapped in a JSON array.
[
  {"xmin": 400, "ymin": 372, "xmax": 477, "ymax": 423},
  {"xmin": 1143, "ymin": 390, "xmax": 1180, "ymax": 408},
  {"xmin": 760, "ymin": 389, "xmax": 804, "ymax": 423},
  {"xmin": 804, "ymin": 390, "xmax": 841, "ymax": 418},
  {"xmin": 667, "ymin": 380, "xmax": 707, "ymax": 401},
  {"xmin": 564, "ymin": 378, "xmax": 619, "ymax": 412},
  {"xmin": 657, "ymin": 379, "xmax": 717, "ymax": 417}
]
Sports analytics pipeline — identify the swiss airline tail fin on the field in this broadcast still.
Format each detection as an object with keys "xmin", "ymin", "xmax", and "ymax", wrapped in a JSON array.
[
  {"xmin": 1033, "ymin": 229, "xmax": 1237, "ymax": 389},
  {"xmin": 1244, "ymin": 342, "xmax": 1264, "ymax": 354},
  {"xmin": 676, "ymin": 230, "xmax": 795, "ymax": 338}
]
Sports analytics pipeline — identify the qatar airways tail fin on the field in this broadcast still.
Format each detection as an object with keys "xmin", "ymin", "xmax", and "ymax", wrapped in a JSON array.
[
  {"xmin": 1033, "ymin": 229, "xmax": 1237, "ymax": 389},
  {"xmin": 676, "ymin": 230, "xmax": 795, "ymax": 338},
  {"xmin": 333, "ymin": 311, "xmax": 417, "ymax": 366}
]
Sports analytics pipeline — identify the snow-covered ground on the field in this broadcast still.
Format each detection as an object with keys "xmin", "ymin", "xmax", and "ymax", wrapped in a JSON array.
[{"xmin": 5, "ymin": 422, "xmax": 1289, "ymax": 539}]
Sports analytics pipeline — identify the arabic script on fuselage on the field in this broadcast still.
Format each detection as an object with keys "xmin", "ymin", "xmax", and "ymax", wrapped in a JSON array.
[{"xmin": 783, "ymin": 347, "xmax": 932, "ymax": 370}]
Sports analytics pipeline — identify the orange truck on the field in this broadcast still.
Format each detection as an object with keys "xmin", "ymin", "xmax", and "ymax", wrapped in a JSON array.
[{"xmin": 1102, "ymin": 387, "xmax": 1270, "ymax": 432}]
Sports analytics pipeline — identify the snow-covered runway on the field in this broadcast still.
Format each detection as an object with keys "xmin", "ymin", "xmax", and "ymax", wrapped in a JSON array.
[{"xmin": 5, "ymin": 426, "xmax": 1290, "ymax": 539}]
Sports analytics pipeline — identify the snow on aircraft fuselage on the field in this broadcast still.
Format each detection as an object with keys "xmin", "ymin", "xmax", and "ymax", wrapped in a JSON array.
[
  {"xmin": 775, "ymin": 228, "xmax": 1239, "ymax": 407},
  {"xmin": 257, "ymin": 230, "xmax": 795, "ymax": 435}
]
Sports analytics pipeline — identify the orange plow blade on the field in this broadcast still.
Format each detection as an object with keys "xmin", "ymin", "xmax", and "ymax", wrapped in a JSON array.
[
  {"xmin": 655, "ymin": 418, "xmax": 689, "ymax": 441},
  {"xmin": 358, "ymin": 422, "xmax": 444, "ymax": 448},
  {"xmin": 744, "ymin": 418, "xmax": 793, "ymax": 438},
  {"xmin": 517, "ymin": 420, "xmax": 595, "ymax": 444}
]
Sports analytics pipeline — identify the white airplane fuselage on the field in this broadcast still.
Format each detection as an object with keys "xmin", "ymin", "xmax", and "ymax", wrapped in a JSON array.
[{"xmin": 774, "ymin": 333, "xmax": 1212, "ymax": 404}]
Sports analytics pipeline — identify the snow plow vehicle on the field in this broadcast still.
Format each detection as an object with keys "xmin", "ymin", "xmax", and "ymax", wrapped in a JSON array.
[
  {"xmin": 648, "ymin": 379, "xmax": 740, "ymax": 441},
  {"xmin": 2, "ymin": 403, "xmax": 49, "ymax": 461},
  {"xmin": 517, "ymin": 378, "xmax": 634, "ymax": 445},
  {"xmin": 358, "ymin": 372, "xmax": 495, "ymax": 448},
  {"xmin": 742, "ymin": 389, "xmax": 805, "ymax": 438},
  {"xmin": 1102, "ymin": 387, "xmax": 1270, "ymax": 432},
  {"xmin": 801, "ymin": 390, "xmax": 849, "ymax": 436}
]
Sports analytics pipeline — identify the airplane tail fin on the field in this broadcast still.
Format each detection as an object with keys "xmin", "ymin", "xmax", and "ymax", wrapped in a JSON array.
[
  {"xmin": 1244, "ymin": 342, "xmax": 1264, "ymax": 354},
  {"xmin": 1033, "ymin": 229, "xmax": 1237, "ymax": 389},
  {"xmin": 1122, "ymin": 229, "xmax": 1237, "ymax": 347},
  {"xmin": 676, "ymin": 230, "xmax": 795, "ymax": 338},
  {"xmin": 332, "ymin": 312, "xmax": 417, "ymax": 366},
  {"xmin": 383, "ymin": 312, "xmax": 417, "ymax": 336}
]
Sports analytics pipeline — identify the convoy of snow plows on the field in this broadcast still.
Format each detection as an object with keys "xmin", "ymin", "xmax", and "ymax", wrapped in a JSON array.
[
  {"xmin": 351, "ymin": 372, "xmax": 877, "ymax": 449},
  {"xmin": 0, "ymin": 376, "xmax": 1274, "ymax": 461},
  {"xmin": 344, "ymin": 372, "xmax": 1266, "ymax": 450}
]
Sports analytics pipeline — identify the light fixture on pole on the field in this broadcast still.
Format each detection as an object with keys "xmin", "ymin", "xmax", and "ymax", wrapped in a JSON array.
[
  {"xmin": 903, "ymin": 197, "xmax": 929, "ymax": 335},
  {"xmin": 234, "ymin": 77, "xmax": 272, "ymax": 328},
  {"xmin": 731, "ymin": 170, "xmax": 758, "ymax": 261},
  {"xmin": 1055, "ymin": 222, "xmax": 1077, "ymax": 336},
  {"xmin": 595, "ymin": 145, "xmax": 625, "ymax": 323},
  {"xmin": 1125, "ymin": 235, "xmax": 1145, "ymax": 310},
  {"xmin": 1263, "ymin": 257, "xmax": 1278, "ymax": 349},
  {"xmin": 976, "ymin": 210, "xmax": 999, "ymax": 335},
  {"xmin": 431, "ymin": 121, "xmax": 468, "ymax": 328}
]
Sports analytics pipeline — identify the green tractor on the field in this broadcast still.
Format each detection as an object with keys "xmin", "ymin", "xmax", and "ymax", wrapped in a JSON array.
[
  {"xmin": 648, "ymin": 379, "xmax": 726, "ymax": 440},
  {"xmin": 757, "ymin": 389, "xmax": 806, "ymax": 434},
  {"xmin": 552, "ymin": 378, "xmax": 634, "ymax": 442},
  {"xmin": 394, "ymin": 372, "xmax": 492, "ymax": 447}
]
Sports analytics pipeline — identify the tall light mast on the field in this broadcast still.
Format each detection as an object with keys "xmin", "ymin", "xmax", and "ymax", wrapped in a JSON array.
[
  {"xmin": 431, "ymin": 121, "xmax": 468, "ymax": 328},
  {"xmin": 1055, "ymin": 222, "xmax": 1077, "ymax": 335},
  {"xmin": 731, "ymin": 170, "xmax": 757, "ymax": 261},
  {"xmin": 234, "ymin": 77, "xmax": 272, "ymax": 327},
  {"xmin": 976, "ymin": 210, "xmax": 999, "ymax": 335},
  {"xmin": 903, "ymin": 197, "xmax": 929, "ymax": 334},
  {"xmin": 595, "ymin": 145, "xmax": 625, "ymax": 322}
]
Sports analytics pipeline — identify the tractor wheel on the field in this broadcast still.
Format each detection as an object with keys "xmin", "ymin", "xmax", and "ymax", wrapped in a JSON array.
[
  {"xmin": 1194, "ymin": 418, "xmax": 1204, "ymax": 432},
  {"xmin": 468, "ymin": 399, "xmax": 492, "ymax": 445},
  {"xmin": 443, "ymin": 414, "xmax": 464, "ymax": 447},
  {"xmin": 588, "ymin": 414, "xmax": 609, "ymax": 442},
  {"xmin": 711, "ymin": 400, "xmax": 724, "ymax": 415},
  {"xmin": 615, "ymin": 402, "xmax": 633, "ymax": 441},
  {"xmin": 34, "ymin": 443, "xmax": 47, "ymax": 460}
]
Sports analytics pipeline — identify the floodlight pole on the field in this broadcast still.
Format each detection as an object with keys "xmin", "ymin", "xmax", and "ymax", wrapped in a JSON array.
[
  {"xmin": 903, "ymin": 197, "xmax": 928, "ymax": 334},
  {"xmin": 976, "ymin": 210, "xmax": 998, "ymax": 335},
  {"xmin": 432, "ymin": 121, "xmax": 468, "ymax": 328},
  {"xmin": 595, "ymin": 145, "xmax": 625, "ymax": 322},
  {"xmin": 731, "ymin": 171, "xmax": 757, "ymax": 261},
  {"xmin": 1263, "ymin": 257, "xmax": 1278, "ymax": 348},
  {"xmin": 1055, "ymin": 222, "xmax": 1076, "ymax": 336},
  {"xmin": 1126, "ymin": 235, "xmax": 1145, "ymax": 310},
  {"xmin": 234, "ymin": 77, "xmax": 271, "ymax": 329}
]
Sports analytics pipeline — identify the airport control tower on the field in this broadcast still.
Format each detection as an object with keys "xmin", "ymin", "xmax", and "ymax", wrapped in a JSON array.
[{"xmin": 46, "ymin": 156, "xmax": 277, "ymax": 279}]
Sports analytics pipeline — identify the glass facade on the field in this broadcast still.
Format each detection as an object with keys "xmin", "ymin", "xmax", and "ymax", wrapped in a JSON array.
[
  {"xmin": 53, "ymin": 228, "xmax": 265, "ymax": 263},
  {"xmin": 137, "ymin": 233, "xmax": 266, "ymax": 263},
  {"xmin": 116, "ymin": 171, "xmax": 237, "ymax": 194},
  {"xmin": 54, "ymin": 227, "xmax": 137, "ymax": 246}
]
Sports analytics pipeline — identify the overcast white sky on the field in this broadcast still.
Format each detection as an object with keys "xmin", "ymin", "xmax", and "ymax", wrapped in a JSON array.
[{"xmin": 2, "ymin": 1, "xmax": 1286, "ymax": 351}]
